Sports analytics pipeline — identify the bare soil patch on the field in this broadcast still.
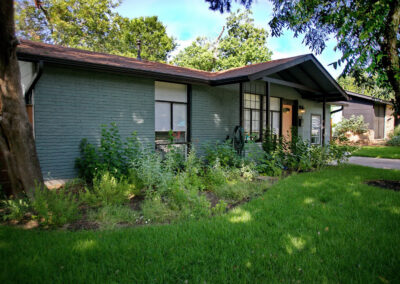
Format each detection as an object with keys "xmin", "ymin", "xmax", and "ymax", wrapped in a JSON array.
[{"xmin": 366, "ymin": 180, "xmax": 400, "ymax": 192}]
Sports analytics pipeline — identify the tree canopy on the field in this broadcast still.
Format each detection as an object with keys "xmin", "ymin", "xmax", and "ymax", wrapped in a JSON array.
[
  {"xmin": 206, "ymin": 0, "xmax": 400, "ymax": 115},
  {"xmin": 337, "ymin": 75, "xmax": 393, "ymax": 100},
  {"xmin": 172, "ymin": 10, "xmax": 272, "ymax": 71},
  {"xmin": 15, "ymin": 0, "xmax": 176, "ymax": 62}
]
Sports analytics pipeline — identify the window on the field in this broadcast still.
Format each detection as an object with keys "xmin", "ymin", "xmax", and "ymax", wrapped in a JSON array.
[
  {"xmin": 311, "ymin": 114, "xmax": 321, "ymax": 144},
  {"xmin": 155, "ymin": 82, "xmax": 187, "ymax": 145},
  {"xmin": 243, "ymin": 93, "xmax": 261, "ymax": 140},
  {"xmin": 243, "ymin": 92, "xmax": 282, "ymax": 141},
  {"xmin": 268, "ymin": 97, "xmax": 281, "ymax": 136}
]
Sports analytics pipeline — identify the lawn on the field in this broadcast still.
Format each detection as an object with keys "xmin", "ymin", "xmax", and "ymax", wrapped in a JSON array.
[
  {"xmin": 353, "ymin": 146, "xmax": 400, "ymax": 159},
  {"xmin": 1, "ymin": 165, "xmax": 400, "ymax": 283}
]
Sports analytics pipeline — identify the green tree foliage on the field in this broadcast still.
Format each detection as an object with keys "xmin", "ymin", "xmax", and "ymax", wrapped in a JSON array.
[
  {"xmin": 15, "ymin": 0, "xmax": 176, "ymax": 62},
  {"xmin": 172, "ymin": 10, "xmax": 272, "ymax": 71},
  {"xmin": 114, "ymin": 16, "xmax": 176, "ymax": 62},
  {"xmin": 337, "ymin": 76, "xmax": 393, "ymax": 100},
  {"xmin": 205, "ymin": 0, "xmax": 400, "ymax": 116}
]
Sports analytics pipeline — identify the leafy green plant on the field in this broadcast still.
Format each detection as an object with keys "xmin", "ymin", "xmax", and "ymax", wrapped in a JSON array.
[
  {"xmin": 329, "ymin": 144, "xmax": 356, "ymax": 163},
  {"xmin": 75, "ymin": 123, "xmax": 142, "ymax": 182},
  {"xmin": 387, "ymin": 135, "xmax": 400, "ymax": 146},
  {"xmin": 388, "ymin": 125, "xmax": 400, "ymax": 138},
  {"xmin": 212, "ymin": 200, "xmax": 228, "ymax": 215},
  {"xmin": 32, "ymin": 187, "xmax": 79, "ymax": 227},
  {"xmin": 88, "ymin": 205, "xmax": 138, "ymax": 229},
  {"xmin": 262, "ymin": 127, "xmax": 279, "ymax": 154},
  {"xmin": 2, "ymin": 198, "xmax": 30, "ymax": 222},
  {"xmin": 256, "ymin": 152, "xmax": 284, "ymax": 177},
  {"xmin": 334, "ymin": 115, "xmax": 369, "ymax": 142},
  {"xmin": 203, "ymin": 140, "xmax": 240, "ymax": 168},
  {"xmin": 212, "ymin": 180, "xmax": 267, "ymax": 202},
  {"xmin": 81, "ymin": 172, "xmax": 136, "ymax": 207},
  {"xmin": 258, "ymin": 127, "xmax": 355, "ymax": 174},
  {"xmin": 141, "ymin": 195, "xmax": 178, "ymax": 224}
]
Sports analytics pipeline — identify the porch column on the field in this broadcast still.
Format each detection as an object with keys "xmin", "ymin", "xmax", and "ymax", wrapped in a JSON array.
[
  {"xmin": 265, "ymin": 81, "xmax": 270, "ymax": 130},
  {"xmin": 187, "ymin": 84, "xmax": 192, "ymax": 145},
  {"xmin": 239, "ymin": 82, "xmax": 243, "ymax": 127},
  {"xmin": 322, "ymin": 94, "xmax": 326, "ymax": 145}
]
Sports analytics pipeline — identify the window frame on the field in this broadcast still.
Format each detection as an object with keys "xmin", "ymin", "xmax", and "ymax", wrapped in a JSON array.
[
  {"xmin": 243, "ymin": 93, "xmax": 262, "ymax": 141},
  {"xmin": 310, "ymin": 114, "xmax": 322, "ymax": 145},
  {"xmin": 268, "ymin": 97, "xmax": 282, "ymax": 137},
  {"xmin": 242, "ymin": 92, "xmax": 283, "ymax": 142},
  {"xmin": 154, "ymin": 81, "xmax": 190, "ymax": 148},
  {"xmin": 155, "ymin": 99, "xmax": 188, "ymax": 145}
]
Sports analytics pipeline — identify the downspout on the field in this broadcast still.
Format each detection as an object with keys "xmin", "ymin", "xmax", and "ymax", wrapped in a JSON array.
[
  {"xmin": 25, "ymin": 60, "xmax": 44, "ymax": 104},
  {"xmin": 322, "ymin": 95, "xmax": 326, "ymax": 145},
  {"xmin": 330, "ymin": 106, "xmax": 344, "ymax": 142},
  {"xmin": 330, "ymin": 106, "xmax": 344, "ymax": 114}
]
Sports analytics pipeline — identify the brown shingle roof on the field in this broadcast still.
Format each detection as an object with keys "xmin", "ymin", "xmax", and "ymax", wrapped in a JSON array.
[{"xmin": 17, "ymin": 40, "xmax": 307, "ymax": 85}]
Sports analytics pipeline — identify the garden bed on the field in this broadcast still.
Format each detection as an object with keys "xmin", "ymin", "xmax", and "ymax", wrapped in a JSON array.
[
  {"xmin": 1, "ymin": 124, "xmax": 351, "ymax": 231},
  {"xmin": 1, "ymin": 177, "xmax": 275, "ymax": 231}
]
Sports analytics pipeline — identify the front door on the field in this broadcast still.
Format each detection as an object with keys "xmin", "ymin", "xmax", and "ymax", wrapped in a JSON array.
[{"xmin": 282, "ymin": 101, "xmax": 293, "ymax": 141}]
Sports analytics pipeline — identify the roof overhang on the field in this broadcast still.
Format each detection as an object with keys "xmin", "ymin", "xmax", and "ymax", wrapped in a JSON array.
[
  {"xmin": 346, "ymin": 91, "xmax": 392, "ymax": 105},
  {"xmin": 17, "ymin": 40, "xmax": 349, "ymax": 102},
  {"xmin": 252, "ymin": 54, "xmax": 348, "ymax": 102}
]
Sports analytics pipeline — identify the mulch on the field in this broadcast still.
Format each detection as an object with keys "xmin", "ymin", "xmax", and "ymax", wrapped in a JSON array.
[{"xmin": 366, "ymin": 180, "xmax": 400, "ymax": 192}]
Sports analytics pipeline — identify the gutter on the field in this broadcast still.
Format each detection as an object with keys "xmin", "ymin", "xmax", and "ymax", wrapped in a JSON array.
[
  {"xmin": 330, "ymin": 106, "xmax": 343, "ymax": 114},
  {"xmin": 17, "ymin": 53, "xmax": 212, "ymax": 86},
  {"xmin": 25, "ymin": 60, "xmax": 44, "ymax": 104}
]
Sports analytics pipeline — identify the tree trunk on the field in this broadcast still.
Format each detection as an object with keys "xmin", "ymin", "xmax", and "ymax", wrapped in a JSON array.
[
  {"xmin": 382, "ymin": 1, "xmax": 400, "ymax": 118},
  {"xmin": 0, "ymin": 0, "xmax": 43, "ymax": 197}
]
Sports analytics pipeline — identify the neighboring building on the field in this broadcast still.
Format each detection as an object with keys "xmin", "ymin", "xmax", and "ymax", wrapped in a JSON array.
[
  {"xmin": 331, "ymin": 91, "xmax": 395, "ymax": 143},
  {"xmin": 16, "ymin": 40, "xmax": 348, "ymax": 183}
]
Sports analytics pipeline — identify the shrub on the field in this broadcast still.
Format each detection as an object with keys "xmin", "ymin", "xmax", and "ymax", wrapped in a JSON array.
[
  {"xmin": 203, "ymin": 140, "xmax": 241, "ymax": 167},
  {"xmin": 32, "ymin": 187, "xmax": 79, "ymax": 227},
  {"xmin": 262, "ymin": 128, "xmax": 279, "ymax": 154},
  {"xmin": 142, "ymin": 195, "xmax": 178, "ymax": 223},
  {"xmin": 170, "ymin": 189, "xmax": 211, "ymax": 221},
  {"xmin": 334, "ymin": 115, "xmax": 369, "ymax": 142},
  {"xmin": 258, "ymin": 128, "xmax": 355, "ymax": 174},
  {"xmin": 212, "ymin": 200, "xmax": 228, "ymax": 215},
  {"xmin": 181, "ymin": 149, "xmax": 206, "ymax": 190},
  {"xmin": 389, "ymin": 125, "xmax": 400, "ymax": 138},
  {"xmin": 204, "ymin": 160, "xmax": 229, "ymax": 189},
  {"xmin": 387, "ymin": 135, "xmax": 400, "ymax": 146},
  {"xmin": 2, "ymin": 198, "xmax": 30, "ymax": 222},
  {"xmin": 81, "ymin": 172, "xmax": 136, "ymax": 207},
  {"xmin": 329, "ymin": 143, "xmax": 356, "ymax": 163},
  {"xmin": 133, "ymin": 150, "xmax": 174, "ymax": 194},
  {"xmin": 256, "ymin": 153, "xmax": 284, "ymax": 177},
  {"xmin": 75, "ymin": 123, "xmax": 142, "ymax": 182}
]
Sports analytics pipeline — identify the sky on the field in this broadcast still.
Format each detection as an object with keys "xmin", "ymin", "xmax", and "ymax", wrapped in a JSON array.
[{"xmin": 116, "ymin": 0, "xmax": 344, "ymax": 78}]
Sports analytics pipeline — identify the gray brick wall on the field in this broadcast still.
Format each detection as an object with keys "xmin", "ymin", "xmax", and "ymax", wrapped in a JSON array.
[
  {"xmin": 191, "ymin": 84, "xmax": 240, "ymax": 150},
  {"xmin": 34, "ymin": 66, "xmax": 155, "ymax": 180},
  {"xmin": 33, "ymin": 66, "xmax": 332, "ymax": 180}
]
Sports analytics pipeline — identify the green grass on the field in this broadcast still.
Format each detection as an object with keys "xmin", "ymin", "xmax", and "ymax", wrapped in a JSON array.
[
  {"xmin": 353, "ymin": 146, "xmax": 400, "ymax": 159},
  {"xmin": 1, "ymin": 165, "xmax": 400, "ymax": 283}
]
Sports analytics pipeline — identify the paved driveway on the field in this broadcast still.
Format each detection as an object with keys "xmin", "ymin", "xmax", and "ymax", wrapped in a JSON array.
[{"xmin": 347, "ymin": 156, "xmax": 400, "ymax": 170}]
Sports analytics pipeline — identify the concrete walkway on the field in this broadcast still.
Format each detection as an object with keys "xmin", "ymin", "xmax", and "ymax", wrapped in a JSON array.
[{"xmin": 347, "ymin": 156, "xmax": 400, "ymax": 170}]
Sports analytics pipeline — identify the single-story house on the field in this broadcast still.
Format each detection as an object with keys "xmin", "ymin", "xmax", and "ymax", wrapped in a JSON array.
[
  {"xmin": 331, "ymin": 91, "xmax": 394, "ymax": 143},
  {"xmin": 15, "ymin": 40, "xmax": 348, "ymax": 184}
]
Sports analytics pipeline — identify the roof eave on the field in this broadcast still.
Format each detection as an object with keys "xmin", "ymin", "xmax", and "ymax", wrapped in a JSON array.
[{"xmin": 17, "ymin": 52, "xmax": 213, "ymax": 86}]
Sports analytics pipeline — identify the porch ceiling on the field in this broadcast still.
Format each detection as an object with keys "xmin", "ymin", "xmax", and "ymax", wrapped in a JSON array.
[{"xmin": 256, "ymin": 56, "xmax": 348, "ymax": 102}]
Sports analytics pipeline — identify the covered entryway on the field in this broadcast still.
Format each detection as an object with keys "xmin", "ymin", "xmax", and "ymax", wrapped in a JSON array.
[{"xmin": 282, "ymin": 100, "xmax": 293, "ymax": 141}]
